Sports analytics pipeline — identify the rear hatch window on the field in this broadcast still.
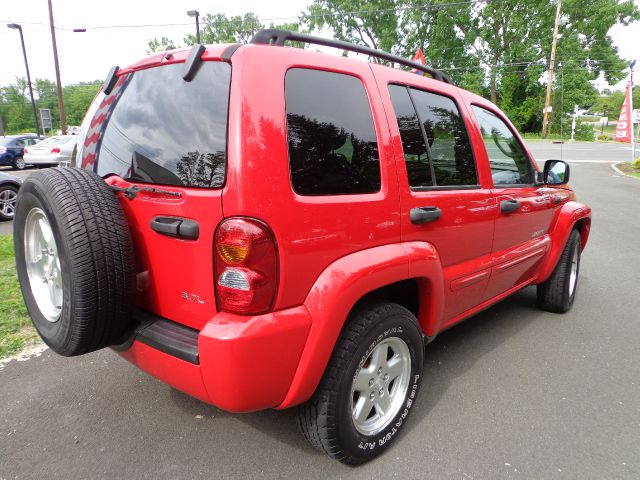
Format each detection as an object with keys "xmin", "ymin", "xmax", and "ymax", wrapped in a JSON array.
[{"xmin": 79, "ymin": 61, "xmax": 231, "ymax": 188}]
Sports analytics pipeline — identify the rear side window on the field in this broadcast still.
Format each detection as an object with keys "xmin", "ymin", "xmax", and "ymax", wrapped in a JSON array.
[
  {"xmin": 285, "ymin": 68, "xmax": 381, "ymax": 195},
  {"xmin": 388, "ymin": 85, "xmax": 432, "ymax": 187},
  {"xmin": 389, "ymin": 85, "xmax": 477, "ymax": 188},
  {"xmin": 88, "ymin": 62, "xmax": 231, "ymax": 188},
  {"xmin": 471, "ymin": 106, "xmax": 533, "ymax": 186}
]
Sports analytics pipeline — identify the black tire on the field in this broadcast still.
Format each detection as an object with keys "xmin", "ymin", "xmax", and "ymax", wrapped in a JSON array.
[
  {"xmin": 13, "ymin": 156, "xmax": 25, "ymax": 170},
  {"xmin": 537, "ymin": 229, "xmax": 581, "ymax": 313},
  {"xmin": 13, "ymin": 167, "xmax": 135, "ymax": 356},
  {"xmin": 0, "ymin": 184, "xmax": 18, "ymax": 221},
  {"xmin": 297, "ymin": 301, "xmax": 424, "ymax": 464}
]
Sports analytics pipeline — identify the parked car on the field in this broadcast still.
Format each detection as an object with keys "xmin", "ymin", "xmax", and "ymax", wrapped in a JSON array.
[
  {"xmin": 0, "ymin": 134, "xmax": 41, "ymax": 170},
  {"xmin": 23, "ymin": 135, "xmax": 77, "ymax": 167},
  {"xmin": 12, "ymin": 30, "xmax": 591, "ymax": 464},
  {"xmin": 0, "ymin": 171, "xmax": 22, "ymax": 221}
]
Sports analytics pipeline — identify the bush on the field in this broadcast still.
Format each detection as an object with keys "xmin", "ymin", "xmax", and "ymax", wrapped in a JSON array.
[
  {"xmin": 597, "ymin": 134, "xmax": 609, "ymax": 141},
  {"xmin": 573, "ymin": 123, "xmax": 594, "ymax": 141}
]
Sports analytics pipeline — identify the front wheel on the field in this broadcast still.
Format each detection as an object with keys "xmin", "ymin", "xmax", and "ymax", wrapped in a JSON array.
[
  {"xmin": 297, "ymin": 301, "xmax": 424, "ymax": 464},
  {"xmin": 537, "ymin": 229, "xmax": 582, "ymax": 313},
  {"xmin": 0, "ymin": 184, "xmax": 18, "ymax": 221}
]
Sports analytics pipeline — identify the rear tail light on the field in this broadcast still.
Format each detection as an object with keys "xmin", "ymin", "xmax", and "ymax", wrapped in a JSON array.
[
  {"xmin": 51, "ymin": 148, "xmax": 61, "ymax": 154},
  {"xmin": 214, "ymin": 218, "xmax": 278, "ymax": 315},
  {"xmin": 23, "ymin": 148, "xmax": 29, "ymax": 154}
]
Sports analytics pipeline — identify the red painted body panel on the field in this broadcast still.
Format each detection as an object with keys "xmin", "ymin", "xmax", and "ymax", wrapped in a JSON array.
[
  {"xmin": 118, "ymin": 305, "xmax": 311, "ymax": 412},
  {"xmin": 105, "ymin": 176, "xmax": 223, "ymax": 331},
  {"xmin": 118, "ymin": 341, "xmax": 211, "ymax": 403},
  {"xmin": 532, "ymin": 201, "xmax": 592, "ymax": 284},
  {"xmin": 105, "ymin": 43, "xmax": 592, "ymax": 413},
  {"xmin": 199, "ymin": 306, "xmax": 311, "ymax": 412},
  {"xmin": 223, "ymin": 46, "xmax": 401, "ymax": 311},
  {"xmin": 277, "ymin": 241, "xmax": 444, "ymax": 409}
]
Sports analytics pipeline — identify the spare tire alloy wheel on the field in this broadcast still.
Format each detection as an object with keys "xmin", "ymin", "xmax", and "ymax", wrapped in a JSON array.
[
  {"xmin": 14, "ymin": 168, "xmax": 135, "ymax": 356},
  {"xmin": 0, "ymin": 185, "xmax": 18, "ymax": 220},
  {"xmin": 298, "ymin": 301, "xmax": 424, "ymax": 464},
  {"xmin": 24, "ymin": 207, "xmax": 62, "ymax": 322}
]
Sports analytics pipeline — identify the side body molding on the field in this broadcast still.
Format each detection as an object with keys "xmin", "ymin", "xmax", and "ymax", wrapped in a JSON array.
[
  {"xmin": 277, "ymin": 241, "xmax": 444, "ymax": 409},
  {"xmin": 532, "ymin": 201, "xmax": 592, "ymax": 284}
]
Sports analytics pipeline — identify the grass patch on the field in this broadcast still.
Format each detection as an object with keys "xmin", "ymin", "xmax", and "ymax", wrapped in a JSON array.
[
  {"xmin": 521, "ymin": 132, "xmax": 567, "ymax": 141},
  {"xmin": 617, "ymin": 161, "xmax": 640, "ymax": 179},
  {"xmin": 0, "ymin": 234, "xmax": 39, "ymax": 358}
]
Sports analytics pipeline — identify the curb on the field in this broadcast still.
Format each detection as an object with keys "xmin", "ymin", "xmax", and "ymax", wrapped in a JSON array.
[{"xmin": 611, "ymin": 162, "xmax": 640, "ymax": 180}]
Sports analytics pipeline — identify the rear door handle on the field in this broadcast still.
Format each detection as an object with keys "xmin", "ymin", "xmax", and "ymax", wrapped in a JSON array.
[
  {"xmin": 500, "ymin": 199, "xmax": 521, "ymax": 214},
  {"xmin": 150, "ymin": 216, "xmax": 199, "ymax": 240},
  {"xmin": 410, "ymin": 206, "xmax": 442, "ymax": 224}
]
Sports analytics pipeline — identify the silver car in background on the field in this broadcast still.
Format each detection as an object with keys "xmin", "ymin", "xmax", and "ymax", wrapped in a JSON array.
[{"xmin": 23, "ymin": 135, "xmax": 77, "ymax": 167}]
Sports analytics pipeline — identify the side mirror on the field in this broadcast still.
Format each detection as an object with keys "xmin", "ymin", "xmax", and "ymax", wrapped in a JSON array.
[{"xmin": 542, "ymin": 159, "xmax": 570, "ymax": 185}]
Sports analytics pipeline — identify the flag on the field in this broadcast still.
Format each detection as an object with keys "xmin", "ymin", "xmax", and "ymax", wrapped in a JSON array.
[
  {"xmin": 412, "ymin": 49, "xmax": 426, "ymax": 74},
  {"xmin": 614, "ymin": 79, "xmax": 633, "ymax": 143}
]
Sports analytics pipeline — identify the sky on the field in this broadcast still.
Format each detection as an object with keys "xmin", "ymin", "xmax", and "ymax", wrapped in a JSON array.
[{"xmin": 1, "ymin": 0, "xmax": 639, "ymax": 90}]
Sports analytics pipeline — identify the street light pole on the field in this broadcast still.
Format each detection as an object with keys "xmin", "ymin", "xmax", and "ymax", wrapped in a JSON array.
[
  {"xmin": 48, "ymin": 0, "xmax": 67, "ymax": 135},
  {"xmin": 7, "ymin": 23, "xmax": 41, "ymax": 137},
  {"xmin": 187, "ymin": 10, "xmax": 201, "ymax": 44}
]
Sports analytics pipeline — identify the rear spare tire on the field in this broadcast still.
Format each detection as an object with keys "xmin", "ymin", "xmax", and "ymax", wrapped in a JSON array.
[{"xmin": 13, "ymin": 168, "xmax": 135, "ymax": 356}]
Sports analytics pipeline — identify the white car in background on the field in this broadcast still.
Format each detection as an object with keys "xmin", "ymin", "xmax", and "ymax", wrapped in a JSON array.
[{"xmin": 23, "ymin": 135, "xmax": 77, "ymax": 167}]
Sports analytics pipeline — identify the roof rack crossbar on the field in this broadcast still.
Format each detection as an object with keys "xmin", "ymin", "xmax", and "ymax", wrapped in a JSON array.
[{"xmin": 250, "ymin": 29, "xmax": 454, "ymax": 85}]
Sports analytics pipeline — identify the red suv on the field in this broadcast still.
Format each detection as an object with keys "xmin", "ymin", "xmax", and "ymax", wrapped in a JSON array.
[{"xmin": 13, "ymin": 30, "xmax": 591, "ymax": 464}]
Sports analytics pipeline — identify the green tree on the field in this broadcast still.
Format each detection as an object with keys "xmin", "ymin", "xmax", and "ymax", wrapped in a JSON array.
[
  {"xmin": 184, "ymin": 12, "xmax": 262, "ymax": 45},
  {"xmin": 303, "ymin": 0, "xmax": 639, "ymax": 134},
  {"xmin": 147, "ymin": 36, "xmax": 179, "ymax": 54},
  {"xmin": 62, "ymin": 81, "xmax": 102, "ymax": 126}
]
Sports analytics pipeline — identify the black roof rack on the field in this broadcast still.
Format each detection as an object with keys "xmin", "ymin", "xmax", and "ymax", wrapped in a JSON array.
[{"xmin": 250, "ymin": 29, "xmax": 455, "ymax": 85}]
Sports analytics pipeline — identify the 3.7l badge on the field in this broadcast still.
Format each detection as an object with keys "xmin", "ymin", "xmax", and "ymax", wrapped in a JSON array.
[{"xmin": 181, "ymin": 292, "xmax": 205, "ymax": 304}]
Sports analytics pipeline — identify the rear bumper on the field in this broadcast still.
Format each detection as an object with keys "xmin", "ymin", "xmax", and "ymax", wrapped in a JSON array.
[
  {"xmin": 24, "ymin": 154, "xmax": 65, "ymax": 164},
  {"xmin": 116, "ymin": 306, "xmax": 312, "ymax": 412}
]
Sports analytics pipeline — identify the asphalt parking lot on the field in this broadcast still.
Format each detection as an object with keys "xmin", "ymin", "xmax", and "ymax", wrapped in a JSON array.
[{"xmin": 1, "ymin": 141, "xmax": 639, "ymax": 479}]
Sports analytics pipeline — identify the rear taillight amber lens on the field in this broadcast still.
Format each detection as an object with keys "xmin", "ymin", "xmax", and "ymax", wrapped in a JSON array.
[{"xmin": 214, "ymin": 218, "xmax": 278, "ymax": 315}]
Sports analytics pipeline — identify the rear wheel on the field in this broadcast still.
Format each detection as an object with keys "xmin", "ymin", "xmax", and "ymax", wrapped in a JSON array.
[
  {"xmin": 13, "ymin": 156, "xmax": 25, "ymax": 170},
  {"xmin": 537, "ymin": 229, "xmax": 581, "ymax": 313},
  {"xmin": 0, "ymin": 184, "xmax": 18, "ymax": 221},
  {"xmin": 13, "ymin": 167, "xmax": 135, "ymax": 356},
  {"xmin": 297, "ymin": 301, "xmax": 424, "ymax": 464}
]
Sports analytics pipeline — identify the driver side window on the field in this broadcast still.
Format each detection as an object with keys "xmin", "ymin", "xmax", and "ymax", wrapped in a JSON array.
[{"xmin": 471, "ymin": 106, "xmax": 533, "ymax": 186}]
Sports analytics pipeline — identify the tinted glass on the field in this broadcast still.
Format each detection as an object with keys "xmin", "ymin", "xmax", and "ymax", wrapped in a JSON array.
[
  {"xmin": 285, "ymin": 68, "xmax": 381, "ymax": 195},
  {"xmin": 472, "ymin": 106, "xmax": 533, "ymax": 185},
  {"xmin": 38, "ymin": 136, "xmax": 73, "ymax": 146},
  {"xmin": 95, "ymin": 62, "xmax": 231, "ymax": 188},
  {"xmin": 410, "ymin": 89, "xmax": 477, "ymax": 186},
  {"xmin": 388, "ymin": 85, "xmax": 432, "ymax": 187}
]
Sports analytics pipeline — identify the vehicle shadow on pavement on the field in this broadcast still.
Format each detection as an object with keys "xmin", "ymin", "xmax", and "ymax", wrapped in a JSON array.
[
  {"xmin": 395, "ymin": 286, "xmax": 546, "ymax": 436},
  {"xmin": 166, "ymin": 285, "xmax": 548, "ymax": 461}
]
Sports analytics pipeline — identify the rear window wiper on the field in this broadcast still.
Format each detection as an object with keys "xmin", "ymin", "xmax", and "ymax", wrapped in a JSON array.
[{"xmin": 110, "ymin": 184, "xmax": 182, "ymax": 200}]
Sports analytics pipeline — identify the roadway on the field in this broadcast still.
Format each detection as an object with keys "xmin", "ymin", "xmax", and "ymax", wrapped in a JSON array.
[{"xmin": 1, "ymin": 141, "xmax": 639, "ymax": 479}]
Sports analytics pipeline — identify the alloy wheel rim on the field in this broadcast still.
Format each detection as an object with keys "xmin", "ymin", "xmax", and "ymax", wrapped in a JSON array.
[
  {"xmin": 569, "ymin": 241, "xmax": 580, "ymax": 297},
  {"xmin": 0, "ymin": 189, "xmax": 17, "ymax": 218},
  {"xmin": 350, "ymin": 336, "xmax": 411, "ymax": 436},
  {"xmin": 24, "ymin": 208, "xmax": 63, "ymax": 322},
  {"xmin": 16, "ymin": 158, "xmax": 25, "ymax": 169}
]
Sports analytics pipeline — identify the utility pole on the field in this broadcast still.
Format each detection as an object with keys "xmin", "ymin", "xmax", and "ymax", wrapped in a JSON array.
[
  {"xmin": 541, "ymin": 0, "xmax": 562, "ymax": 138},
  {"xmin": 48, "ymin": 0, "xmax": 66, "ymax": 135}
]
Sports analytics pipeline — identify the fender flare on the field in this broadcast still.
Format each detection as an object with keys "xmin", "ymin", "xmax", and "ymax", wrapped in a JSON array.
[
  {"xmin": 533, "ymin": 201, "xmax": 591, "ymax": 284},
  {"xmin": 276, "ymin": 241, "xmax": 444, "ymax": 409}
]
